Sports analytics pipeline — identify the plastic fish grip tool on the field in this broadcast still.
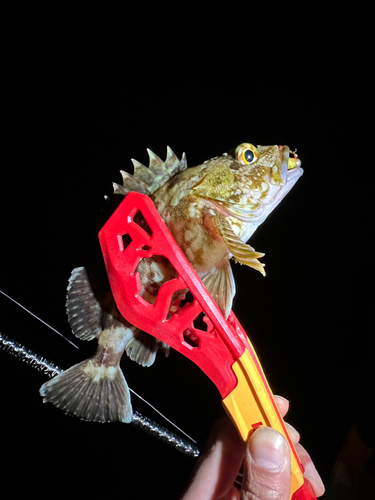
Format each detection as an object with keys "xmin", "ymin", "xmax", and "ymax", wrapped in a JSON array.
[{"xmin": 98, "ymin": 192, "xmax": 316, "ymax": 500}]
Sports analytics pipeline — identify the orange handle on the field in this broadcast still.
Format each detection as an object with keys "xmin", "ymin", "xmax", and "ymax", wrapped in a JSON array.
[{"xmin": 222, "ymin": 349, "xmax": 305, "ymax": 498}]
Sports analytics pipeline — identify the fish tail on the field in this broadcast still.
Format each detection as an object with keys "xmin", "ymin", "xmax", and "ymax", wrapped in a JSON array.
[{"xmin": 39, "ymin": 357, "xmax": 132, "ymax": 423}]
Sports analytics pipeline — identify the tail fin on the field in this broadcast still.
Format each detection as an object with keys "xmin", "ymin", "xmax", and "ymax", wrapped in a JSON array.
[{"xmin": 40, "ymin": 358, "xmax": 132, "ymax": 423}]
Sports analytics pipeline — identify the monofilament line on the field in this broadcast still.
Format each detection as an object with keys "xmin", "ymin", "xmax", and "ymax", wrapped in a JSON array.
[
  {"xmin": 0, "ymin": 289, "xmax": 199, "ymax": 454},
  {"xmin": 0, "ymin": 331, "xmax": 200, "ymax": 458},
  {"xmin": 0, "ymin": 289, "xmax": 80, "ymax": 351}
]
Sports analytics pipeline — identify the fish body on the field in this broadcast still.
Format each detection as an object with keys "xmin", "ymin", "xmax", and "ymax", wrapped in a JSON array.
[{"xmin": 40, "ymin": 143, "xmax": 303, "ymax": 423}]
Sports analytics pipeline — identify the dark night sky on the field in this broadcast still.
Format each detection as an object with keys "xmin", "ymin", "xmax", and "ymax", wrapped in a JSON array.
[{"xmin": 1, "ymin": 27, "xmax": 372, "ymax": 498}]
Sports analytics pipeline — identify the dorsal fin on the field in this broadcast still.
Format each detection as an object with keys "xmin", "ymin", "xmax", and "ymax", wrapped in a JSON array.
[
  {"xmin": 114, "ymin": 146, "xmax": 187, "ymax": 197},
  {"xmin": 120, "ymin": 170, "xmax": 149, "ymax": 194},
  {"xmin": 147, "ymin": 149, "xmax": 165, "ymax": 177},
  {"xmin": 132, "ymin": 158, "xmax": 155, "ymax": 186}
]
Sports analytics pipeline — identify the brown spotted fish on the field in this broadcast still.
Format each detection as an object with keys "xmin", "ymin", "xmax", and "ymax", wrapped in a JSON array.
[{"xmin": 40, "ymin": 143, "xmax": 303, "ymax": 423}]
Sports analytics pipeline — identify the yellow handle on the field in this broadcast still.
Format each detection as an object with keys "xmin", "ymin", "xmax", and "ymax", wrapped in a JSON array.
[{"xmin": 222, "ymin": 349, "xmax": 304, "ymax": 498}]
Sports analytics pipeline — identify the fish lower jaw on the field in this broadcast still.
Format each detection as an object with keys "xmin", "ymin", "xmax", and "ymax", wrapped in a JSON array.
[{"xmin": 287, "ymin": 166, "xmax": 304, "ymax": 183}]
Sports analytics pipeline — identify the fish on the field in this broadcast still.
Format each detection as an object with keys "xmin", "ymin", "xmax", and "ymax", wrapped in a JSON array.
[{"xmin": 39, "ymin": 143, "xmax": 303, "ymax": 423}]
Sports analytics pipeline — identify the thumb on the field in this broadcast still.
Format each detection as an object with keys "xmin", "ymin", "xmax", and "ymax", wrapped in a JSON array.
[{"xmin": 241, "ymin": 427, "xmax": 291, "ymax": 500}]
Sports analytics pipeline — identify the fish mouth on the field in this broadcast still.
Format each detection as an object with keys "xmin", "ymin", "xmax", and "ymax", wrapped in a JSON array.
[
  {"xmin": 206, "ymin": 146, "xmax": 303, "ymax": 223},
  {"xmin": 280, "ymin": 145, "xmax": 303, "ymax": 184},
  {"xmin": 281, "ymin": 146, "xmax": 304, "ymax": 194}
]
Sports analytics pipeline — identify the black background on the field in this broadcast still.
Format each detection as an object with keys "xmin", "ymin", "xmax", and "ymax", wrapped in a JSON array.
[{"xmin": 1, "ymin": 19, "xmax": 372, "ymax": 499}]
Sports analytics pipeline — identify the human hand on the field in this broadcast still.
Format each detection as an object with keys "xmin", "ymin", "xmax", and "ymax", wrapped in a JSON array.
[{"xmin": 180, "ymin": 396, "xmax": 325, "ymax": 500}]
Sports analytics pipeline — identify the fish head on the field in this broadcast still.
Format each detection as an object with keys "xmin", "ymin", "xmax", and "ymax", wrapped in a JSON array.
[{"xmin": 192, "ymin": 142, "xmax": 303, "ymax": 240}]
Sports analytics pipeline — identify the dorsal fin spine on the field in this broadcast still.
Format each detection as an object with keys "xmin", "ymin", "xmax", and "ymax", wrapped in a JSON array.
[
  {"xmin": 131, "ymin": 159, "xmax": 156, "ymax": 187},
  {"xmin": 115, "ymin": 147, "xmax": 187, "ymax": 197},
  {"xmin": 120, "ymin": 170, "xmax": 150, "ymax": 195}
]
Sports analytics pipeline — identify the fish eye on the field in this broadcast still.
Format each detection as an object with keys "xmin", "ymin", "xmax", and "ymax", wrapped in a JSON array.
[
  {"xmin": 243, "ymin": 149, "xmax": 254, "ymax": 163},
  {"xmin": 235, "ymin": 143, "xmax": 259, "ymax": 165}
]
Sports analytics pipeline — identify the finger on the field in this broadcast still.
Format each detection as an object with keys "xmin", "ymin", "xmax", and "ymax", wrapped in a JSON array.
[
  {"xmin": 285, "ymin": 422, "xmax": 300, "ymax": 445},
  {"xmin": 273, "ymin": 398, "xmax": 300, "ymax": 449},
  {"xmin": 295, "ymin": 443, "xmax": 325, "ymax": 497},
  {"xmin": 274, "ymin": 395, "xmax": 289, "ymax": 417},
  {"xmin": 220, "ymin": 485, "xmax": 241, "ymax": 500},
  {"xmin": 269, "ymin": 396, "xmax": 324, "ymax": 497},
  {"xmin": 242, "ymin": 426, "xmax": 291, "ymax": 500},
  {"xmin": 181, "ymin": 417, "xmax": 246, "ymax": 500}
]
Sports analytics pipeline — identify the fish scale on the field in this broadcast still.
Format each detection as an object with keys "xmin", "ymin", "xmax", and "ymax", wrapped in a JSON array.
[{"xmin": 39, "ymin": 143, "xmax": 303, "ymax": 425}]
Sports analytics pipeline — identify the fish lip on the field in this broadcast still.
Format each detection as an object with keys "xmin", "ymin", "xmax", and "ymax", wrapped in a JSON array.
[
  {"xmin": 287, "ymin": 164, "xmax": 304, "ymax": 183},
  {"xmin": 280, "ymin": 145, "xmax": 290, "ymax": 183},
  {"xmin": 280, "ymin": 144, "xmax": 304, "ymax": 187},
  {"xmin": 286, "ymin": 157, "xmax": 304, "ymax": 189},
  {"xmin": 282, "ymin": 145, "xmax": 304, "ymax": 182}
]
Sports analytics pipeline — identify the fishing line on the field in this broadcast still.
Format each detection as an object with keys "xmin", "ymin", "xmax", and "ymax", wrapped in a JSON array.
[
  {"xmin": 0, "ymin": 288, "xmax": 198, "ymax": 447},
  {"xmin": 0, "ymin": 331, "xmax": 199, "ymax": 458},
  {"xmin": 0, "ymin": 289, "xmax": 81, "ymax": 351}
]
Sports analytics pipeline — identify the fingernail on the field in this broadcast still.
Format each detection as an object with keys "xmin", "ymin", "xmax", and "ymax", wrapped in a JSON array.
[
  {"xmin": 275, "ymin": 395, "xmax": 289, "ymax": 405},
  {"xmin": 285, "ymin": 422, "xmax": 300, "ymax": 442},
  {"xmin": 304, "ymin": 462, "xmax": 325, "ymax": 491},
  {"xmin": 249, "ymin": 427, "xmax": 288, "ymax": 470}
]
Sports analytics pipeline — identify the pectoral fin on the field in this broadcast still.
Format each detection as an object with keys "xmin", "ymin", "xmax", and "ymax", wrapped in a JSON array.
[
  {"xmin": 202, "ymin": 261, "xmax": 236, "ymax": 319},
  {"xmin": 215, "ymin": 215, "xmax": 266, "ymax": 276}
]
